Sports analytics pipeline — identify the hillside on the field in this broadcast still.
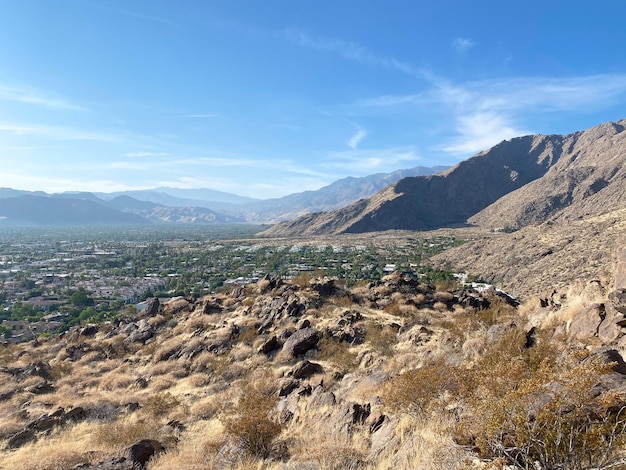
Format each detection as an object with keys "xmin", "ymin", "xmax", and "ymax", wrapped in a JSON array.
[
  {"xmin": 434, "ymin": 207, "xmax": 626, "ymax": 299},
  {"xmin": 469, "ymin": 120, "xmax": 626, "ymax": 229},
  {"xmin": 2, "ymin": 256, "xmax": 626, "ymax": 469},
  {"xmin": 261, "ymin": 119, "xmax": 626, "ymax": 237}
]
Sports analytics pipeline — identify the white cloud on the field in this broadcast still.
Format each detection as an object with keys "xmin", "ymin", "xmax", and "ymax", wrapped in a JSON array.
[
  {"xmin": 452, "ymin": 37, "xmax": 477, "ymax": 53},
  {"xmin": 0, "ymin": 85, "xmax": 85, "ymax": 110},
  {"xmin": 354, "ymin": 73, "xmax": 626, "ymax": 156},
  {"xmin": 441, "ymin": 112, "xmax": 530, "ymax": 154},
  {"xmin": 284, "ymin": 28, "xmax": 427, "ymax": 79},
  {"xmin": 348, "ymin": 126, "xmax": 368, "ymax": 150}
]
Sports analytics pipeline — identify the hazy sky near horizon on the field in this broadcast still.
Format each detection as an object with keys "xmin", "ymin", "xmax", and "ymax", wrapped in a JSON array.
[{"xmin": 1, "ymin": 0, "xmax": 626, "ymax": 198}]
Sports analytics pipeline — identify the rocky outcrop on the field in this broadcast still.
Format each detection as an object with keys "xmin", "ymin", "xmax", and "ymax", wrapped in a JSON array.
[{"xmin": 281, "ymin": 328, "xmax": 320, "ymax": 357}]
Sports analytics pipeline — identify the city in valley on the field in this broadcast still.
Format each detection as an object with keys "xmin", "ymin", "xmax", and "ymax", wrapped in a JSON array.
[{"xmin": 0, "ymin": 225, "xmax": 463, "ymax": 343}]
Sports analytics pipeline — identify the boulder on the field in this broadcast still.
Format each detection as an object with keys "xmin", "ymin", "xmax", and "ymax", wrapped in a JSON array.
[
  {"xmin": 569, "ymin": 303, "xmax": 605, "ymax": 340},
  {"xmin": 290, "ymin": 360, "xmax": 323, "ymax": 379},
  {"xmin": 127, "ymin": 439, "xmax": 165, "ymax": 469},
  {"xmin": 144, "ymin": 297, "xmax": 160, "ymax": 317},
  {"xmin": 80, "ymin": 325, "xmax": 98, "ymax": 337},
  {"xmin": 7, "ymin": 429, "xmax": 36, "ymax": 449},
  {"xmin": 305, "ymin": 385, "xmax": 336, "ymax": 414},
  {"xmin": 124, "ymin": 322, "xmax": 154, "ymax": 344},
  {"xmin": 281, "ymin": 327, "xmax": 320, "ymax": 357},
  {"xmin": 258, "ymin": 335, "xmax": 278, "ymax": 354},
  {"xmin": 278, "ymin": 378, "xmax": 300, "ymax": 397}
]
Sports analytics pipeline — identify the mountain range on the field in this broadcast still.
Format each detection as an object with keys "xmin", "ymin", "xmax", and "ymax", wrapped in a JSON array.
[
  {"xmin": 261, "ymin": 119, "xmax": 626, "ymax": 237},
  {"xmin": 0, "ymin": 166, "xmax": 446, "ymax": 226}
]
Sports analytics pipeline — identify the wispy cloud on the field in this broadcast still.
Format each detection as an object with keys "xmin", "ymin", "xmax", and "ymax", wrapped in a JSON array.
[
  {"xmin": 0, "ymin": 85, "xmax": 85, "ymax": 110},
  {"xmin": 185, "ymin": 113, "xmax": 219, "ymax": 119},
  {"xmin": 123, "ymin": 151, "xmax": 170, "ymax": 158},
  {"xmin": 0, "ymin": 122, "xmax": 121, "ymax": 142},
  {"xmin": 355, "ymin": 73, "xmax": 626, "ymax": 156},
  {"xmin": 283, "ymin": 28, "xmax": 428, "ymax": 79},
  {"xmin": 348, "ymin": 126, "xmax": 368, "ymax": 150},
  {"xmin": 164, "ymin": 113, "xmax": 220, "ymax": 119},
  {"xmin": 323, "ymin": 147, "xmax": 419, "ymax": 173},
  {"xmin": 80, "ymin": 2, "xmax": 178, "ymax": 27},
  {"xmin": 452, "ymin": 37, "xmax": 477, "ymax": 53}
]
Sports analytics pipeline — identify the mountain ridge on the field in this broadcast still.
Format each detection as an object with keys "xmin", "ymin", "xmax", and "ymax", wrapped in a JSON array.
[{"xmin": 260, "ymin": 119, "xmax": 626, "ymax": 237}]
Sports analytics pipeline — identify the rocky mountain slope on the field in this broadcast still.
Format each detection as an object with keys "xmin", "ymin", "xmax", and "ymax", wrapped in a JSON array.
[
  {"xmin": 2, "ymin": 264, "xmax": 626, "ymax": 469},
  {"xmin": 469, "ymin": 120, "xmax": 626, "ymax": 229},
  {"xmin": 238, "ymin": 165, "xmax": 448, "ymax": 222},
  {"xmin": 434, "ymin": 207, "xmax": 626, "ymax": 300},
  {"xmin": 261, "ymin": 119, "xmax": 626, "ymax": 237}
]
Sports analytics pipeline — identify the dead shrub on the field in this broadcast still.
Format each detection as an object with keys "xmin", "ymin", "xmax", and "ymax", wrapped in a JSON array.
[
  {"xmin": 381, "ymin": 357, "xmax": 460, "ymax": 416},
  {"xmin": 91, "ymin": 417, "xmax": 154, "ymax": 448},
  {"xmin": 223, "ymin": 383, "xmax": 281, "ymax": 459},
  {"xmin": 332, "ymin": 294, "xmax": 355, "ymax": 308},
  {"xmin": 365, "ymin": 323, "xmax": 397, "ymax": 357},
  {"xmin": 456, "ymin": 331, "xmax": 626, "ymax": 469},
  {"xmin": 293, "ymin": 445, "xmax": 366, "ymax": 470},
  {"xmin": 144, "ymin": 392, "xmax": 180, "ymax": 418},
  {"xmin": 317, "ymin": 336, "xmax": 358, "ymax": 372}
]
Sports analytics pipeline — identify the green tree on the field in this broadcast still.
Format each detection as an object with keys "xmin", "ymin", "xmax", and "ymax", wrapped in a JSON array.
[{"xmin": 70, "ymin": 288, "xmax": 94, "ymax": 307}]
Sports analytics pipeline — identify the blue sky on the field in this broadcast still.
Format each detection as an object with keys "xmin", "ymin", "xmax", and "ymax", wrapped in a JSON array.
[{"xmin": 1, "ymin": 0, "xmax": 626, "ymax": 198}]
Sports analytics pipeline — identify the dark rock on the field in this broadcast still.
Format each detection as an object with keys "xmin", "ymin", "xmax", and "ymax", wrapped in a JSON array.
[
  {"xmin": 282, "ymin": 327, "xmax": 320, "ymax": 357},
  {"xmin": 298, "ymin": 318, "xmax": 311, "ymax": 329},
  {"xmin": 80, "ymin": 325, "xmax": 98, "ymax": 337},
  {"xmin": 125, "ymin": 324, "xmax": 154, "ymax": 344},
  {"xmin": 278, "ymin": 378, "xmax": 300, "ymax": 397},
  {"xmin": 7, "ymin": 429, "xmax": 36, "ymax": 449},
  {"xmin": 131, "ymin": 378, "xmax": 148, "ymax": 389},
  {"xmin": 25, "ymin": 381, "xmax": 54, "ymax": 395},
  {"xmin": 27, "ymin": 415, "xmax": 62, "ymax": 431},
  {"xmin": 258, "ymin": 335, "xmax": 278, "ymax": 354},
  {"xmin": 144, "ymin": 297, "xmax": 160, "ymax": 317},
  {"xmin": 310, "ymin": 279, "xmax": 337, "ymax": 297},
  {"xmin": 525, "ymin": 327, "xmax": 537, "ymax": 348},
  {"xmin": 603, "ymin": 349, "xmax": 626, "ymax": 375},
  {"xmin": 202, "ymin": 298, "xmax": 222, "ymax": 314},
  {"xmin": 65, "ymin": 406, "xmax": 86, "ymax": 422},
  {"xmin": 290, "ymin": 360, "xmax": 323, "ymax": 379},
  {"xmin": 127, "ymin": 439, "xmax": 165, "ymax": 469},
  {"xmin": 366, "ymin": 410, "xmax": 387, "ymax": 433}
]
